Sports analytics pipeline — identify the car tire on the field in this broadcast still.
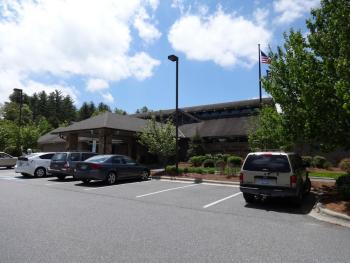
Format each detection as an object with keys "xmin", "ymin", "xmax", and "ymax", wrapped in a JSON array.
[
  {"xmin": 106, "ymin": 171, "xmax": 117, "ymax": 185},
  {"xmin": 34, "ymin": 167, "xmax": 46, "ymax": 178},
  {"xmin": 243, "ymin": 193, "xmax": 255, "ymax": 203},
  {"xmin": 140, "ymin": 170, "xmax": 150, "ymax": 181},
  {"xmin": 82, "ymin": 179, "xmax": 91, "ymax": 184},
  {"xmin": 57, "ymin": 175, "xmax": 66, "ymax": 180},
  {"xmin": 304, "ymin": 178, "xmax": 311, "ymax": 195}
]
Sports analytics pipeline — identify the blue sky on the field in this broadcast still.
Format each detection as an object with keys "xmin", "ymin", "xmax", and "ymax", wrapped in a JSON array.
[{"xmin": 0, "ymin": 0, "xmax": 319, "ymax": 113}]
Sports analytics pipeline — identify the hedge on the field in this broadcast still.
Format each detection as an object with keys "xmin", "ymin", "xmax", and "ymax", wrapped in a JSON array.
[
  {"xmin": 227, "ymin": 156, "xmax": 243, "ymax": 167},
  {"xmin": 312, "ymin": 156, "xmax": 327, "ymax": 168},
  {"xmin": 339, "ymin": 158, "xmax": 350, "ymax": 174},
  {"xmin": 336, "ymin": 174, "xmax": 350, "ymax": 200}
]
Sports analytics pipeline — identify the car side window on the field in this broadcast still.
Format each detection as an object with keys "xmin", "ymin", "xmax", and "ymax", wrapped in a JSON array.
[
  {"xmin": 0, "ymin": 153, "xmax": 5, "ymax": 158},
  {"xmin": 123, "ymin": 157, "xmax": 137, "ymax": 165},
  {"xmin": 111, "ymin": 157, "xmax": 122, "ymax": 164},
  {"xmin": 81, "ymin": 153, "xmax": 96, "ymax": 161},
  {"xmin": 40, "ymin": 154, "xmax": 55, "ymax": 160},
  {"xmin": 69, "ymin": 153, "xmax": 81, "ymax": 161}
]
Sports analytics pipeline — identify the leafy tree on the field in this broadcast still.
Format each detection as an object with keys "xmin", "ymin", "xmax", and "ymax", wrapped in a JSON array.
[
  {"xmin": 37, "ymin": 117, "xmax": 53, "ymax": 136},
  {"xmin": 263, "ymin": 0, "xmax": 350, "ymax": 150},
  {"xmin": 138, "ymin": 117, "xmax": 176, "ymax": 166},
  {"xmin": 97, "ymin": 102, "xmax": 111, "ymax": 112},
  {"xmin": 78, "ymin": 102, "xmax": 95, "ymax": 120},
  {"xmin": 1, "ymin": 102, "xmax": 33, "ymax": 124},
  {"xmin": 187, "ymin": 131, "xmax": 205, "ymax": 157},
  {"xmin": 248, "ymin": 107, "xmax": 292, "ymax": 151},
  {"xmin": 114, "ymin": 108, "xmax": 127, "ymax": 115},
  {"xmin": 135, "ymin": 106, "xmax": 151, "ymax": 114}
]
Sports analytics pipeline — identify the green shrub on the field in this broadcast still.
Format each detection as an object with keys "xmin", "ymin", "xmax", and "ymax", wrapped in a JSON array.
[
  {"xmin": 202, "ymin": 159, "xmax": 215, "ymax": 168},
  {"xmin": 312, "ymin": 156, "xmax": 327, "ymax": 168},
  {"xmin": 4, "ymin": 146, "xmax": 22, "ymax": 157},
  {"xmin": 323, "ymin": 161, "xmax": 332, "ymax": 170},
  {"xmin": 215, "ymin": 159, "xmax": 226, "ymax": 168},
  {"xmin": 336, "ymin": 174, "xmax": 350, "ymax": 200},
  {"xmin": 165, "ymin": 165, "xmax": 184, "ymax": 174},
  {"xmin": 207, "ymin": 168, "xmax": 215, "ymax": 174},
  {"xmin": 227, "ymin": 156, "xmax": 243, "ymax": 167},
  {"xmin": 302, "ymin": 156, "xmax": 313, "ymax": 167},
  {"xmin": 183, "ymin": 167, "xmax": 189, "ymax": 173},
  {"xmin": 339, "ymin": 158, "xmax": 350, "ymax": 174},
  {"xmin": 222, "ymin": 154, "xmax": 230, "ymax": 162},
  {"xmin": 188, "ymin": 167, "xmax": 203, "ymax": 174},
  {"xmin": 189, "ymin": 156, "xmax": 206, "ymax": 167}
]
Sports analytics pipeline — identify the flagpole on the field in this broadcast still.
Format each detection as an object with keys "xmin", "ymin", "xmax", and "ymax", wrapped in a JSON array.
[{"xmin": 258, "ymin": 44, "xmax": 262, "ymax": 105}]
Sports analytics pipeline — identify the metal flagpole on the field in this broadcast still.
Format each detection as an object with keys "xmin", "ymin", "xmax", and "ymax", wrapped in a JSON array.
[{"xmin": 258, "ymin": 44, "xmax": 262, "ymax": 105}]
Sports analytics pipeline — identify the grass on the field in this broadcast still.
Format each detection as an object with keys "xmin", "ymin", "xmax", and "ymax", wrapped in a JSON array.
[{"xmin": 309, "ymin": 171, "xmax": 346, "ymax": 179}]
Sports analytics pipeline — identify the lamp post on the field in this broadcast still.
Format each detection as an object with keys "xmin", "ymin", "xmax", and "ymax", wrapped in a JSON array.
[
  {"xmin": 168, "ymin": 54, "xmax": 179, "ymax": 176},
  {"xmin": 13, "ymin": 88, "xmax": 23, "ymax": 153}
]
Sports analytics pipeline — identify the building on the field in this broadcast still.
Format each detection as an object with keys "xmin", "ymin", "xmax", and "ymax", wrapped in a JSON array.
[{"xmin": 38, "ymin": 98, "xmax": 273, "ymax": 161}]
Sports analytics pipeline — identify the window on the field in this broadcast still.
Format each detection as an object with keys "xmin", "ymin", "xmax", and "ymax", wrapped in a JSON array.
[
  {"xmin": 82, "ymin": 153, "xmax": 96, "ymax": 161},
  {"xmin": 85, "ymin": 155, "xmax": 110, "ymax": 163},
  {"xmin": 243, "ymin": 154, "xmax": 291, "ymax": 173},
  {"xmin": 52, "ymin": 153, "xmax": 67, "ymax": 161},
  {"xmin": 69, "ymin": 153, "xmax": 81, "ymax": 161},
  {"xmin": 39, "ymin": 153, "xmax": 55, "ymax": 160},
  {"xmin": 123, "ymin": 157, "xmax": 137, "ymax": 165},
  {"xmin": 111, "ymin": 156, "xmax": 122, "ymax": 164}
]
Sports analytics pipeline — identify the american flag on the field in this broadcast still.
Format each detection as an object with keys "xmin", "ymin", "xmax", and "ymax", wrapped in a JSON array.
[{"xmin": 260, "ymin": 51, "xmax": 271, "ymax": 64}]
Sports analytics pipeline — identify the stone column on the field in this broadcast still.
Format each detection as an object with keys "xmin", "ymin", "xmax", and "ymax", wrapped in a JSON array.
[
  {"xmin": 65, "ymin": 133, "xmax": 78, "ymax": 151},
  {"xmin": 98, "ymin": 129, "xmax": 113, "ymax": 154}
]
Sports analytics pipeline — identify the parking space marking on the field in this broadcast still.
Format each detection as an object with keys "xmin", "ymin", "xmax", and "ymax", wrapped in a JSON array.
[
  {"xmin": 136, "ymin": 184, "xmax": 199, "ymax": 198},
  {"xmin": 203, "ymin": 192, "xmax": 242, "ymax": 209}
]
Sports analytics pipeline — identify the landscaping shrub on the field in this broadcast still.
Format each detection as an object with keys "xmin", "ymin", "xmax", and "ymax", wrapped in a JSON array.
[
  {"xmin": 202, "ymin": 159, "xmax": 215, "ymax": 168},
  {"xmin": 312, "ymin": 156, "xmax": 327, "ymax": 168},
  {"xmin": 222, "ymin": 154, "xmax": 230, "ymax": 162},
  {"xmin": 227, "ymin": 156, "xmax": 243, "ymax": 167},
  {"xmin": 4, "ymin": 146, "xmax": 22, "ymax": 157},
  {"xmin": 323, "ymin": 161, "xmax": 332, "ymax": 170},
  {"xmin": 188, "ymin": 167, "xmax": 203, "ymax": 174},
  {"xmin": 189, "ymin": 155, "xmax": 206, "ymax": 167},
  {"xmin": 183, "ymin": 167, "xmax": 189, "ymax": 173},
  {"xmin": 207, "ymin": 168, "xmax": 215, "ymax": 174},
  {"xmin": 336, "ymin": 174, "xmax": 350, "ymax": 200},
  {"xmin": 165, "ymin": 165, "xmax": 184, "ymax": 174},
  {"xmin": 215, "ymin": 159, "xmax": 226, "ymax": 168},
  {"xmin": 339, "ymin": 158, "xmax": 350, "ymax": 174},
  {"xmin": 302, "ymin": 156, "xmax": 313, "ymax": 167}
]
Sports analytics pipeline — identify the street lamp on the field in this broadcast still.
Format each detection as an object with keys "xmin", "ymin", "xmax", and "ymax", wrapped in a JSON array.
[
  {"xmin": 168, "ymin": 54, "xmax": 179, "ymax": 176},
  {"xmin": 13, "ymin": 88, "xmax": 23, "ymax": 153}
]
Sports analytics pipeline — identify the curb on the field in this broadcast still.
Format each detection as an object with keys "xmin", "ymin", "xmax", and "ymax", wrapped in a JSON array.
[
  {"xmin": 151, "ymin": 175, "xmax": 240, "ymax": 186},
  {"xmin": 309, "ymin": 201, "xmax": 350, "ymax": 228},
  {"xmin": 309, "ymin": 177, "xmax": 336, "ymax": 182},
  {"xmin": 315, "ymin": 202, "xmax": 350, "ymax": 221}
]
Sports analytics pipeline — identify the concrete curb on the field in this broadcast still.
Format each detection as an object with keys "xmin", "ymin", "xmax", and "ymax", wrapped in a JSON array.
[
  {"xmin": 151, "ymin": 175, "xmax": 240, "ymax": 186},
  {"xmin": 309, "ymin": 177, "xmax": 336, "ymax": 182},
  {"xmin": 309, "ymin": 201, "xmax": 350, "ymax": 228},
  {"xmin": 315, "ymin": 202, "xmax": 350, "ymax": 221}
]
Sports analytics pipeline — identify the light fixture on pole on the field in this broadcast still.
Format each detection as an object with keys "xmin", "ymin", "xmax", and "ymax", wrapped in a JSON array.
[{"xmin": 167, "ymin": 54, "xmax": 179, "ymax": 176}]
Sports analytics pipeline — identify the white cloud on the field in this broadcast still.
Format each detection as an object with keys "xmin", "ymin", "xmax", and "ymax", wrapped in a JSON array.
[
  {"xmin": 0, "ymin": 0, "xmax": 160, "ymax": 103},
  {"xmin": 253, "ymin": 8, "xmax": 269, "ymax": 26},
  {"xmin": 168, "ymin": 9, "xmax": 272, "ymax": 68},
  {"xmin": 102, "ymin": 92, "xmax": 114, "ymax": 103},
  {"xmin": 273, "ymin": 0, "xmax": 320, "ymax": 24},
  {"xmin": 86, "ymin": 79, "xmax": 109, "ymax": 92}
]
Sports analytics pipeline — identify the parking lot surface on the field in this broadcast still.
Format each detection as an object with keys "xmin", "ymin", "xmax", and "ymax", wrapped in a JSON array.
[{"xmin": 0, "ymin": 168, "xmax": 349, "ymax": 263}]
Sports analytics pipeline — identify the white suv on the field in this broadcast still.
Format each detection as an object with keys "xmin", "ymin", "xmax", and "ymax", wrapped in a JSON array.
[
  {"xmin": 239, "ymin": 152, "xmax": 311, "ymax": 205},
  {"xmin": 15, "ymin": 153, "xmax": 55, "ymax": 177}
]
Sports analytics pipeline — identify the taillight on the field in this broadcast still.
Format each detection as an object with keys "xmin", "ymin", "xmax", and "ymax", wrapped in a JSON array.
[
  {"xmin": 64, "ymin": 162, "xmax": 69, "ymax": 168},
  {"xmin": 290, "ymin": 175, "xmax": 297, "ymax": 188},
  {"xmin": 239, "ymin": 172, "xmax": 244, "ymax": 183},
  {"xmin": 90, "ymin": 163, "xmax": 102, "ymax": 170}
]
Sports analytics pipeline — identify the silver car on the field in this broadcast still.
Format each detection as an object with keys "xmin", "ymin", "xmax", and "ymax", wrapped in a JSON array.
[{"xmin": 0, "ymin": 152, "xmax": 18, "ymax": 168}]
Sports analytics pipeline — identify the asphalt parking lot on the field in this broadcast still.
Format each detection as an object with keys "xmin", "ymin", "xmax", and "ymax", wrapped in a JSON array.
[{"xmin": 0, "ymin": 168, "xmax": 349, "ymax": 263}]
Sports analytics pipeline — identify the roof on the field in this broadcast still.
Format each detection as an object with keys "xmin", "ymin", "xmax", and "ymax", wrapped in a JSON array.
[
  {"xmin": 37, "ymin": 127, "xmax": 66, "ymax": 145},
  {"xmin": 54, "ymin": 112, "xmax": 150, "ymax": 134},
  {"xmin": 179, "ymin": 116, "xmax": 257, "ymax": 138},
  {"xmin": 134, "ymin": 98, "xmax": 273, "ymax": 118}
]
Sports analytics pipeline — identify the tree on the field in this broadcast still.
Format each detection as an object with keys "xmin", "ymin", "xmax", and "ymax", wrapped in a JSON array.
[
  {"xmin": 263, "ymin": 0, "xmax": 350, "ymax": 150},
  {"xmin": 114, "ymin": 108, "xmax": 127, "ymax": 115},
  {"xmin": 78, "ymin": 102, "xmax": 95, "ymax": 120},
  {"xmin": 1, "ymin": 102, "xmax": 33, "ymax": 124},
  {"xmin": 135, "ymin": 106, "xmax": 151, "ymax": 114},
  {"xmin": 138, "ymin": 117, "xmax": 176, "ymax": 166},
  {"xmin": 187, "ymin": 131, "xmax": 205, "ymax": 157},
  {"xmin": 248, "ymin": 107, "xmax": 292, "ymax": 151}
]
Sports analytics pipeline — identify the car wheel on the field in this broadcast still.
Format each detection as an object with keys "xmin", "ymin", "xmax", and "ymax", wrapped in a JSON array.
[
  {"xmin": 57, "ymin": 175, "xmax": 66, "ymax": 180},
  {"xmin": 82, "ymin": 179, "xmax": 91, "ymax": 184},
  {"xmin": 140, "ymin": 170, "xmax": 150, "ymax": 181},
  {"xmin": 106, "ymin": 171, "xmax": 117, "ymax": 185},
  {"xmin": 243, "ymin": 193, "xmax": 255, "ymax": 203},
  {"xmin": 304, "ymin": 178, "xmax": 311, "ymax": 195},
  {"xmin": 35, "ymin": 167, "xmax": 46, "ymax": 178}
]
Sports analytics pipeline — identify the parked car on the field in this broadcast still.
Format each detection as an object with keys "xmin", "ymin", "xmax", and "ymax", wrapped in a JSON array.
[
  {"xmin": 15, "ymin": 152, "xmax": 55, "ymax": 177},
  {"xmin": 239, "ymin": 152, "xmax": 311, "ymax": 205},
  {"xmin": 74, "ymin": 154, "xmax": 150, "ymax": 184},
  {"xmin": 49, "ymin": 152, "xmax": 98, "ymax": 180},
  {"xmin": 0, "ymin": 152, "xmax": 18, "ymax": 168}
]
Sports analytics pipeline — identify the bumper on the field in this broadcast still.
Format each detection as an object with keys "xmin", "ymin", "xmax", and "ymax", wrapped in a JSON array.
[
  {"xmin": 48, "ymin": 169, "xmax": 71, "ymax": 177},
  {"xmin": 240, "ymin": 184, "xmax": 297, "ymax": 197},
  {"xmin": 74, "ymin": 170, "xmax": 106, "ymax": 181},
  {"xmin": 15, "ymin": 166, "xmax": 34, "ymax": 176}
]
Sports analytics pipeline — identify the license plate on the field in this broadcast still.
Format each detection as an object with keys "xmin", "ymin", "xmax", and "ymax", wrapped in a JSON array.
[{"xmin": 255, "ymin": 178, "xmax": 276, "ymax": 185}]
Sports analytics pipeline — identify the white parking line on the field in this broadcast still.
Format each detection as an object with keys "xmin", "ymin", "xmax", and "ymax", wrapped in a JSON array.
[
  {"xmin": 203, "ymin": 192, "xmax": 242, "ymax": 209},
  {"xmin": 136, "ymin": 184, "xmax": 199, "ymax": 198}
]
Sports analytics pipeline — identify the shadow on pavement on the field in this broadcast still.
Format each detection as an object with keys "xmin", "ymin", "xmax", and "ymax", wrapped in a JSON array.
[
  {"xmin": 74, "ymin": 178, "xmax": 146, "ymax": 188},
  {"xmin": 244, "ymin": 193, "xmax": 317, "ymax": 215}
]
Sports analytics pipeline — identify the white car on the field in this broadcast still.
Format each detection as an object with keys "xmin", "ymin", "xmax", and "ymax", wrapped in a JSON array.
[
  {"xmin": 15, "ymin": 152, "xmax": 55, "ymax": 177},
  {"xmin": 0, "ymin": 152, "xmax": 18, "ymax": 168}
]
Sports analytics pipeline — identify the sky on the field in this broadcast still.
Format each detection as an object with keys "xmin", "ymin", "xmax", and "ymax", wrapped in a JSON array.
[{"xmin": 0, "ymin": 0, "xmax": 320, "ymax": 113}]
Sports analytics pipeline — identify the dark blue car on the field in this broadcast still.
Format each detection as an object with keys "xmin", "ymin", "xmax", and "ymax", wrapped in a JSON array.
[{"xmin": 74, "ymin": 155, "xmax": 150, "ymax": 184}]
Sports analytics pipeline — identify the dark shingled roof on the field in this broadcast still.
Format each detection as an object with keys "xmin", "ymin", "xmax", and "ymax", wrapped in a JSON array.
[
  {"xmin": 38, "ymin": 127, "xmax": 66, "ymax": 144},
  {"xmin": 133, "ymin": 97, "xmax": 273, "ymax": 118},
  {"xmin": 55, "ymin": 112, "xmax": 149, "ymax": 133},
  {"xmin": 179, "ymin": 116, "xmax": 257, "ymax": 138}
]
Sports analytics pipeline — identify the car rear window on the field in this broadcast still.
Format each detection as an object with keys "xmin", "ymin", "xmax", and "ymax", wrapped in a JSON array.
[
  {"xmin": 243, "ymin": 154, "xmax": 291, "ymax": 173},
  {"xmin": 52, "ymin": 153, "xmax": 67, "ymax": 161},
  {"xmin": 69, "ymin": 153, "xmax": 81, "ymax": 161},
  {"xmin": 85, "ymin": 155, "xmax": 111, "ymax": 163}
]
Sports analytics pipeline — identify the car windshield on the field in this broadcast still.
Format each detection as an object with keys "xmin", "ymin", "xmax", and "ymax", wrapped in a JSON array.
[
  {"xmin": 85, "ymin": 155, "xmax": 111, "ymax": 163},
  {"xmin": 243, "ymin": 154, "xmax": 291, "ymax": 173},
  {"xmin": 52, "ymin": 153, "xmax": 67, "ymax": 161}
]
